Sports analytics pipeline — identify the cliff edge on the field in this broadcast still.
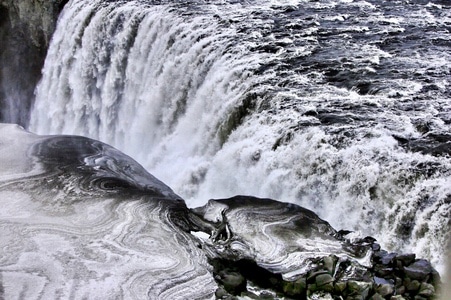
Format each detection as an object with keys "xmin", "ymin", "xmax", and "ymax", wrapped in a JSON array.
[{"xmin": 0, "ymin": 0, "xmax": 68, "ymax": 126}]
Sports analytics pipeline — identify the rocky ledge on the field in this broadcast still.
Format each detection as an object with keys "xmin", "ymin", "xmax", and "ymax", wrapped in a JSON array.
[
  {"xmin": 0, "ymin": 124, "xmax": 443, "ymax": 299},
  {"xmin": 191, "ymin": 197, "xmax": 442, "ymax": 300},
  {"xmin": 208, "ymin": 232, "xmax": 441, "ymax": 300}
]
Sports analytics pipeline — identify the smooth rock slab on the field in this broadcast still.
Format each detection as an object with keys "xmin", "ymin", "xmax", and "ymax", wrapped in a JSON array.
[
  {"xmin": 0, "ymin": 124, "xmax": 216, "ymax": 299},
  {"xmin": 191, "ymin": 195, "xmax": 373, "ymax": 281}
]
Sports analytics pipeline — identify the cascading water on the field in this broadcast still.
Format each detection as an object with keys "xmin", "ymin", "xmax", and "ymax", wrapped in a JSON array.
[
  {"xmin": 30, "ymin": 0, "xmax": 450, "ymax": 274},
  {"xmin": 31, "ymin": 0, "xmax": 269, "ymax": 194}
]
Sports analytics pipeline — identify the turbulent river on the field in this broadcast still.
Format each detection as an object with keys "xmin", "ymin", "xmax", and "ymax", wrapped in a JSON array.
[{"xmin": 25, "ymin": 0, "xmax": 450, "ymax": 273}]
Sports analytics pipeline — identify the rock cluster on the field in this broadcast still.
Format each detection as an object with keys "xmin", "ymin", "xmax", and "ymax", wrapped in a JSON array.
[{"xmin": 211, "ymin": 235, "xmax": 441, "ymax": 300}]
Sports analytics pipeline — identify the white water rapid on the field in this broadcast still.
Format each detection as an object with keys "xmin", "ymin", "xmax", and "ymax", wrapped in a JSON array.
[{"xmin": 30, "ymin": 0, "xmax": 450, "ymax": 274}]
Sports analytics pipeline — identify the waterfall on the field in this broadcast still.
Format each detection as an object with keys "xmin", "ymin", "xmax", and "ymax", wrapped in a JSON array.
[
  {"xmin": 31, "ymin": 0, "xmax": 270, "ymax": 195},
  {"xmin": 30, "ymin": 0, "xmax": 450, "ymax": 273}
]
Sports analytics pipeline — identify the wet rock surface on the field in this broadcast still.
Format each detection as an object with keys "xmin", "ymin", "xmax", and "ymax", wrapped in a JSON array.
[
  {"xmin": 207, "ymin": 239, "xmax": 442, "ymax": 299},
  {"xmin": 2, "ymin": 0, "xmax": 448, "ymax": 277},
  {"xmin": 0, "ymin": 125, "xmax": 444, "ymax": 299},
  {"xmin": 191, "ymin": 196, "xmax": 442, "ymax": 300}
]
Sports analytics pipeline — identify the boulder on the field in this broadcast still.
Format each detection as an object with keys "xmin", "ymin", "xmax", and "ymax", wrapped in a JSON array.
[
  {"xmin": 404, "ymin": 260, "xmax": 433, "ymax": 281},
  {"xmin": 377, "ymin": 283, "xmax": 394, "ymax": 297}
]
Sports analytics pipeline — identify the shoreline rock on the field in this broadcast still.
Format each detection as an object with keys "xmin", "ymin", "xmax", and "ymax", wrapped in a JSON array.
[
  {"xmin": 190, "ymin": 196, "xmax": 442, "ymax": 300},
  {"xmin": 207, "ymin": 242, "xmax": 441, "ymax": 299}
]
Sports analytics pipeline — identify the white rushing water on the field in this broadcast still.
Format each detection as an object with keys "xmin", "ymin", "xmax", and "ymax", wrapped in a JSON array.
[{"xmin": 30, "ymin": 0, "xmax": 450, "ymax": 274}]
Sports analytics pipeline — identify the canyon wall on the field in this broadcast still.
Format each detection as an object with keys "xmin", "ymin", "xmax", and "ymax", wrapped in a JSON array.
[{"xmin": 0, "ymin": 0, "xmax": 67, "ymax": 126}]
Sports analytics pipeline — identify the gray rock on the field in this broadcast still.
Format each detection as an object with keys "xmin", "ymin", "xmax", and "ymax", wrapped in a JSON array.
[
  {"xmin": 406, "ymin": 280, "xmax": 421, "ymax": 292},
  {"xmin": 334, "ymin": 281, "xmax": 347, "ymax": 294},
  {"xmin": 308, "ymin": 270, "xmax": 329, "ymax": 282},
  {"xmin": 374, "ymin": 264, "xmax": 394, "ymax": 277},
  {"xmin": 316, "ymin": 273, "xmax": 334, "ymax": 287},
  {"xmin": 396, "ymin": 253, "xmax": 416, "ymax": 266},
  {"xmin": 315, "ymin": 274, "xmax": 334, "ymax": 293},
  {"xmin": 374, "ymin": 276, "xmax": 392, "ymax": 285},
  {"xmin": 283, "ymin": 277, "xmax": 306, "ymax": 296},
  {"xmin": 390, "ymin": 296, "xmax": 406, "ymax": 300},
  {"xmin": 418, "ymin": 282, "xmax": 435, "ymax": 297},
  {"xmin": 377, "ymin": 283, "xmax": 394, "ymax": 297},
  {"xmin": 404, "ymin": 259, "xmax": 433, "ymax": 281},
  {"xmin": 396, "ymin": 285, "xmax": 406, "ymax": 295},
  {"xmin": 347, "ymin": 281, "xmax": 372, "ymax": 298},
  {"xmin": 322, "ymin": 255, "xmax": 337, "ymax": 275},
  {"xmin": 215, "ymin": 287, "xmax": 230, "ymax": 299},
  {"xmin": 0, "ymin": 0, "xmax": 67, "ymax": 126},
  {"xmin": 218, "ymin": 271, "xmax": 246, "ymax": 294},
  {"xmin": 395, "ymin": 276, "xmax": 403, "ymax": 287},
  {"xmin": 370, "ymin": 293, "xmax": 385, "ymax": 300},
  {"xmin": 307, "ymin": 283, "xmax": 318, "ymax": 294},
  {"xmin": 381, "ymin": 252, "xmax": 397, "ymax": 265}
]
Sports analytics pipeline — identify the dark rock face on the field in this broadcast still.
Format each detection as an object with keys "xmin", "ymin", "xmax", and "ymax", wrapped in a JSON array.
[
  {"xmin": 0, "ymin": 0, "xmax": 68, "ymax": 126},
  {"xmin": 0, "ymin": 124, "xmax": 217, "ymax": 298},
  {"xmin": 194, "ymin": 198, "xmax": 442, "ymax": 299},
  {"xmin": 0, "ymin": 124, "xmax": 442, "ymax": 299}
]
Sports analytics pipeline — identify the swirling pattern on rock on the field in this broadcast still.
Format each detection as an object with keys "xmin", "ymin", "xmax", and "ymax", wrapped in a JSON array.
[
  {"xmin": 191, "ymin": 195, "xmax": 373, "ymax": 281},
  {"xmin": 0, "ymin": 124, "xmax": 216, "ymax": 299},
  {"xmin": 0, "ymin": 124, "xmax": 442, "ymax": 299}
]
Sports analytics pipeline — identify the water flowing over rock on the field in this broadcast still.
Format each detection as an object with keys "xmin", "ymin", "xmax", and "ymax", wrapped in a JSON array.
[
  {"xmin": 0, "ymin": 124, "xmax": 443, "ymax": 299},
  {"xmin": 0, "ymin": 0, "xmax": 449, "ymax": 293},
  {"xmin": 21, "ymin": 0, "xmax": 450, "ymax": 275}
]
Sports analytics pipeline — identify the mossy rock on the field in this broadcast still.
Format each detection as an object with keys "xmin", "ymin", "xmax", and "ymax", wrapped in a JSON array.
[
  {"xmin": 334, "ymin": 281, "xmax": 347, "ymax": 294},
  {"xmin": 418, "ymin": 282, "xmax": 435, "ymax": 298},
  {"xmin": 347, "ymin": 280, "xmax": 372, "ymax": 298},
  {"xmin": 282, "ymin": 277, "xmax": 306, "ymax": 296}
]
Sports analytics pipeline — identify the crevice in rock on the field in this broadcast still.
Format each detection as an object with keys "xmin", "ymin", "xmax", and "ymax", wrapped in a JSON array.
[{"xmin": 209, "ymin": 258, "xmax": 287, "ymax": 299}]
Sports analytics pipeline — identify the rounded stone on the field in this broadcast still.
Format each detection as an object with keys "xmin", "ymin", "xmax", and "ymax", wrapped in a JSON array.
[
  {"xmin": 396, "ymin": 285, "xmax": 406, "ymax": 295},
  {"xmin": 219, "ymin": 271, "xmax": 246, "ymax": 294},
  {"xmin": 347, "ymin": 281, "xmax": 372, "ymax": 298},
  {"xmin": 418, "ymin": 282, "xmax": 435, "ymax": 297},
  {"xmin": 316, "ymin": 273, "xmax": 334, "ymax": 286},
  {"xmin": 381, "ymin": 252, "xmax": 397, "ymax": 265},
  {"xmin": 321, "ymin": 282, "xmax": 334, "ymax": 293},
  {"xmin": 215, "ymin": 287, "xmax": 229, "ymax": 299},
  {"xmin": 307, "ymin": 283, "xmax": 318, "ymax": 293},
  {"xmin": 370, "ymin": 293, "xmax": 385, "ymax": 300},
  {"xmin": 307, "ymin": 270, "xmax": 329, "ymax": 282},
  {"xmin": 395, "ymin": 276, "xmax": 403, "ymax": 287},
  {"xmin": 283, "ymin": 277, "xmax": 306, "ymax": 296},
  {"xmin": 390, "ymin": 296, "xmax": 406, "ymax": 300},
  {"xmin": 334, "ymin": 281, "xmax": 347, "ymax": 293},
  {"xmin": 377, "ymin": 283, "xmax": 394, "ymax": 297},
  {"xmin": 322, "ymin": 255, "xmax": 337, "ymax": 274},
  {"xmin": 406, "ymin": 280, "xmax": 421, "ymax": 292}
]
